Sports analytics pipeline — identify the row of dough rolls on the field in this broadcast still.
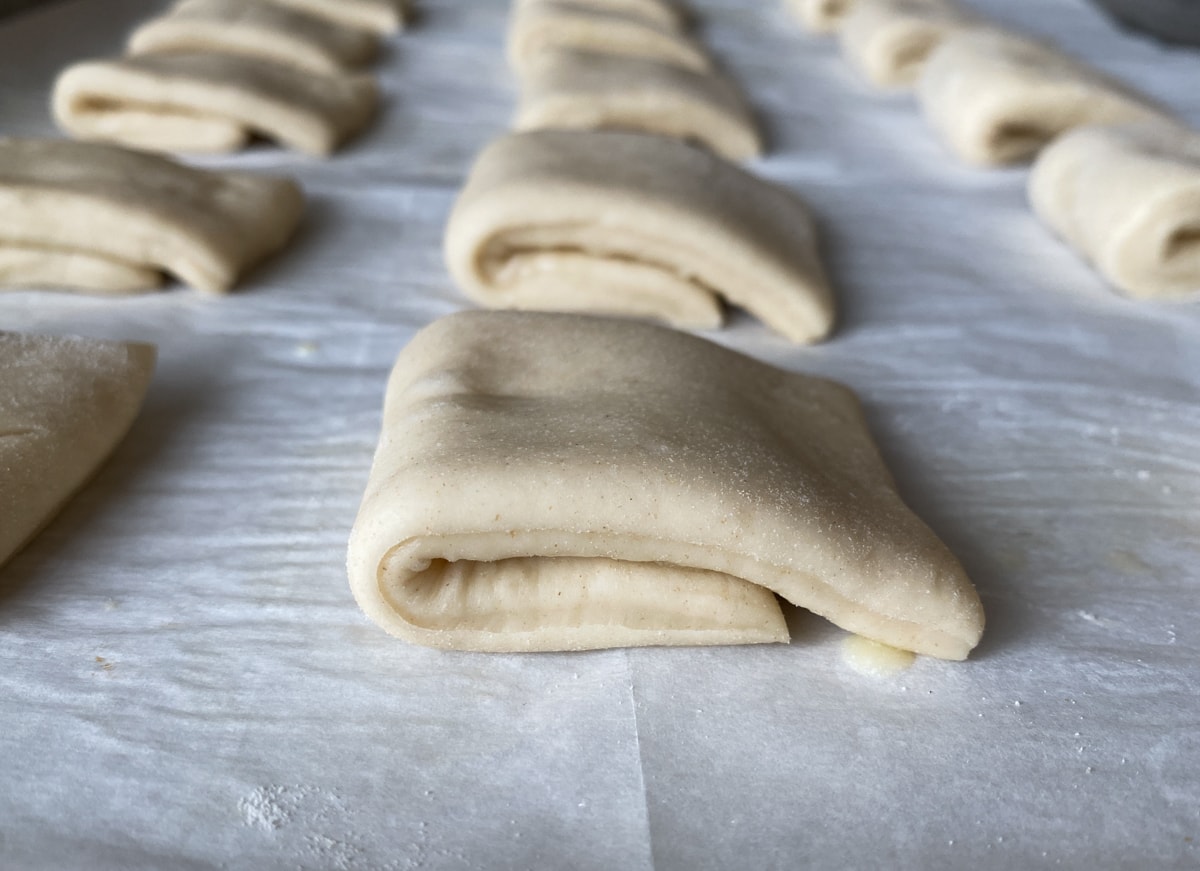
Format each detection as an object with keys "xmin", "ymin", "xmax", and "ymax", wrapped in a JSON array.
[
  {"xmin": 442, "ymin": 0, "xmax": 833, "ymax": 343},
  {"xmin": 52, "ymin": 0, "xmax": 409, "ymax": 157},
  {"xmin": 789, "ymin": 0, "xmax": 1200, "ymax": 301},
  {"xmin": 346, "ymin": 311, "xmax": 986, "ymax": 660}
]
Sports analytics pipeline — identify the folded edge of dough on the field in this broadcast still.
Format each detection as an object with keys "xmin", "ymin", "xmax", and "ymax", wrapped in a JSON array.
[
  {"xmin": 507, "ymin": 2, "xmax": 711, "ymax": 75},
  {"xmin": 0, "ymin": 334, "xmax": 157, "ymax": 570},
  {"xmin": 838, "ymin": 0, "xmax": 978, "ymax": 88},
  {"xmin": 444, "ymin": 130, "xmax": 834, "ymax": 344},
  {"xmin": 0, "ymin": 138, "xmax": 305, "ymax": 294},
  {"xmin": 127, "ymin": 0, "xmax": 380, "ymax": 76},
  {"xmin": 346, "ymin": 311, "xmax": 985, "ymax": 659},
  {"xmin": 53, "ymin": 53, "xmax": 379, "ymax": 157},
  {"xmin": 916, "ymin": 29, "xmax": 1173, "ymax": 166},
  {"xmin": 514, "ymin": 49, "xmax": 763, "ymax": 161},
  {"xmin": 1030, "ymin": 121, "xmax": 1200, "ymax": 300},
  {"xmin": 267, "ymin": 0, "xmax": 406, "ymax": 35}
]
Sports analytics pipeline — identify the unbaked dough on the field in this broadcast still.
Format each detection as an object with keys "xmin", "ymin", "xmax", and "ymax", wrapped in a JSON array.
[
  {"xmin": 0, "ymin": 333, "xmax": 156, "ymax": 570},
  {"xmin": 444, "ymin": 130, "xmax": 833, "ymax": 343},
  {"xmin": 513, "ymin": 49, "xmax": 762, "ymax": 161},
  {"xmin": 0, "ymin": 138, "xmax": 304, "ymax": 294},
  {"xmin": 514, "ymin": 0, "xmax": 685, "ymax": 29},
  {"xmin": 266, "ymin": 0, "xmax": 406, "ymax": 34},
  {"xmin": 917, "ymin": 29, "xmax": 1172, "ymax": 165},
  {"xmin": 128, "ymin": 0, "xmax": 379, "ymax": 75},
  {"xmin": 787, "ymin": 0, "xmax": 857, "ymax": 33},
  {"xmin": 508, "ymin": 1, "xmax": 710, "ymax": 75},
  {"xmin": 347, "ymin": 311, "xmax": 985, "ymax": 658},
  {"xmin": 1030, "ymin": 121, "xmax": 1200, "ymax": 300},
  {"xmin": 53, "ymin": 53, "xmax": 378, "ymax": 156},
  {"xmin": 839, "ymin": 0, "xmax": 978, "ymax": 88}
]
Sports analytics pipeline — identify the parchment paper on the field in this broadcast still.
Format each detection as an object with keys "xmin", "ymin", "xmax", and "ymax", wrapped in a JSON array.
[{"xmin": 2, "ymin": 0, "xmax": 1199, "ymax": 868}]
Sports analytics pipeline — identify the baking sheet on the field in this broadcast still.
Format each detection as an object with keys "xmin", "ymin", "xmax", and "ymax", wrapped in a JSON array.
[{"xmin": 2, "ymin": 0, "xmax": 1200, "ymax": 868}]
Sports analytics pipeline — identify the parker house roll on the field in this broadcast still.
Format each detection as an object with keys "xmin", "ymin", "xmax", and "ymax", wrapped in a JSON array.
[
  {"xmin": 268, "ymin": 0, "xmax": 408, "ymax": 34},
  {"xmin": 0, "ymin": 334, "xmax": 156, "ymax": 570},
  {"xmin": 508, "ymin": 0, "xmax": 710, "ymax": 75},
  {"xmin": 787, "ymin": 0, "xmax": 857, "ymax": 33},
  {"xmin": 127, "ymin": 0, "xmax": 380, "ymax": 75},
  {"xmin": 839, "ymin": 0, "xmax": 979, "ymax": 88},
  {"xmin": 53, "ymin": 53, "xmax": 378, "ymax": 156},
  {"xmin": 444, "ymin": 130, "xmax": 833, "ymax": 343},
  {"xmin": 347, "ymin": 312, "xmax": 985, "ymax": 659},
  {"xmin": 0, "ymin": 138, "xmax": 303, "ymax": 294},
  {"xmin": 917, "ymin": 28, "xmax": 1172, "ymax": 166},
  {"xmin": 1030, "ymin": 121, "xmax": 1200, "ymax": 300},
  {"xmin": 514, "ymin": 49, "xmax": 762, "ymax": 161}
]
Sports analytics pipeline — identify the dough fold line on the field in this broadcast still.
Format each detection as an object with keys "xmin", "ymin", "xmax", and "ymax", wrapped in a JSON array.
[{"xmin": 347, "ymin": 311, "xmax": 985, "ymax": 659}]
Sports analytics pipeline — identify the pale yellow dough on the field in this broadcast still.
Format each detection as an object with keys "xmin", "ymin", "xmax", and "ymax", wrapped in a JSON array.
[
  {"xmin": 0, "ymin": 334, "xmax": 156, "ymax": 570},
  {"xmin": 53, "ymin": 53, "xmax": 378, "ymax": 156},
  {"xmin": 508, "ymin": 1, "xmax": 710, "ymax": 75},
  {"xmin": 346, "ymin": 311, "xmax": 985, "ymax": 658},
  {"xmin": 514, "ymin": 49, "xmax": 762, "ymax": 161},
  {"xmin": 266, "ymin": 0, "xmax": 406, "ymax": 34},
  {"xmin": 128, "ymin": 0, "xmax": 379, "ymax": 75},
  {"xmin": 787, "ymin": 0, "xmax": 857, "ymax": 33},
  {"xmin": 514, "ymin": 0, "xmax": 685, "ymax": 29},
  {"xmin": 839, "ymin": 0, "xmax": 978, "ymax": 88},
  {"xmin": 1030, "ymin": 121, "xmax": 1200, "ymax": 300},
  {"xmin": 917, "ymin": 29, "xmax": 1172, "ymax": 165},
  {"xmin": 0, "ymin": 138, "xmax": 304, "ymax": 294},
  {"xmin": 444, "ymin": 130, "xmax": 833, "ymax": 343}
]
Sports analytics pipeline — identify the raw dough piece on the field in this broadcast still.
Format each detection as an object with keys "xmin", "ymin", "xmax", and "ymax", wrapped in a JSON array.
[
  {"xmin": 513, "ymin": 0, "xmax": 685, "ymax": 29},
  {"xmin": 508, "ymin": 1, "xmax": 710, "ymax": 75},
  {"xmin": 266, "ymin": 0, "xmax": 406, "ymax": 34},
  {"xmin": 53, "ymin": 53, "xmax": 378, "ymax": 156},
  {"xmin": 0, "ymin": 334, "xmax": 156, "ymax": 570},
  {"xmin": 917, "ymin": 29, "xmax": 1172, "ymax": 165},
  {"xmin": 839, "ymin": 0, "xmax": 978, "ymax": 88},
  {"xmin": 1030, "ymin": 121, "xmax": 1200, "ymax": 299},
  {"xmin": 787, "ymin": 0, "xmax": 857, "ymax": 33},
  {"xmin": 128, "ymin": 0, "xmax": 379, "ymax": 75},
  {"xmin": 514, "ymin": 50, "xmax": 762, "ymax": 161},
  {"xmin": 444, "ymin": 130, "xmax": 833, "ymax": 343},
  {"xmin": 347, "ymin": 311, "xmax": 985, "ymax": 658},
  {"xmin": 0, "ymin": 138, "xmax": 304, "ymax": 294}
]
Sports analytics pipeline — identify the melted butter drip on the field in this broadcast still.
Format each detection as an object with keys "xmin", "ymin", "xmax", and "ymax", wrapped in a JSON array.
[{"xmin": 841, "ymin": 635, "xmax": 916, "ymax": 677}]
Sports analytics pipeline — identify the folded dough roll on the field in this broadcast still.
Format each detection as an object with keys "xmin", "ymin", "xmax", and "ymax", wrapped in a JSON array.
[
  {"xmin": 839, "ymin": 0, "xmax": 978, "ymax": 88},
  {"xmin": 514, "ymin": 50, "xmax": 762, "ymax": 161},
  {"xmin": 128, "ymin": 0, "xmax": 379, "ymax": 75},
  {"xmin": 787, "ymin": 0, "xmax": 857, "ymax": 33},
  {"xmin": 53, "ymin": 53, "xmax": 378, "ymax": 156},
  {"xmin": 508, "ymin": 1, "xmax": 710, "ymax": 75},
  {"xmin": 1030, "ymin": 122, "xmax": 1200, "ymax": 299},
  {"xmin": 347, "ymin": 311, "xmax": 984, "ymax": 658},
  {"xmin": 917, "ymin": 29, "xmax": 1172, "ymax": 166},
  {"xmin": 515, "ymin": 0, "xmax": 684, "ymax": 28},
  {"xmin": 266, "ymin": 0, "xmax": 406, "ymax": 34},
  {"xmin": 0, "ymin": 138, "xmax": 303, "ymax": 294},
  {"xmin": 445, "ymin": 130, "xmax": 833, "ymax": 343},
  {"xmin": 0, "ymin": 334, "xmax": 156, "ymax": 570}
]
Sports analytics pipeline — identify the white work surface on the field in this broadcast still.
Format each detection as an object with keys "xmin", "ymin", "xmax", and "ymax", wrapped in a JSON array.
[{"xmin": 2, "ymin": 0, "xmax": 1199, "ymax": 868}]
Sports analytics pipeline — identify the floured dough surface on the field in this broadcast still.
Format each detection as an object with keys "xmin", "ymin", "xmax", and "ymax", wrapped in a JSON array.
[
  {"xmin": 918, "ymin": 29, "xmax": 1173, "ymax": 165},
  {"xmin": 514, "ymin": 49, "xmax": 762, "ymax": 160},
  {"xmin": 839, "ymin": 0, "xmax": 978, "ymax": 88},
  {"xmin": 128, "ymin": 0, "xmax": 379, "ymax": 75},
  {"xmin": 53, "ymin": 53, "xmax": 378, "ymax": 156},
  {"xmin": 444, "ymin": 129, "xmax": 832, "ymax": 343},
  {"xmin": 347, "ymin": 311, "xmax": 984, "ymax": 658},
  {"xmin": 508, "ymin": 1, "xmax": 710, "ymax": 74},
  {"xmin": 0, "ymin": 138, "xmax": 304, "ymax": 294},
  {"xmin": 266, "ymin": 0, "xmax": 406, "ymax": 34},
  {"xmin": 0, "ymin": 333, "xmax": 156, "ymax": 569},
  {"xmin": 1030, "ymin": 121, "xmax": 1200, "ymax": 300}
]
